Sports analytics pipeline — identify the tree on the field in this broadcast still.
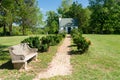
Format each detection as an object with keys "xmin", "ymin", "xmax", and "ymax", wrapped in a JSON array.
[
  {"xmin": 57, "ymin": 0, "xmax": 73, "ymax": 17},
  {"xmin": 15, "ymin": 0, "xmax": 40, "ymax": 35},
  {"xmin": 81, "ymin": 8, "xmax": 91, "ymax": 33},
  {"xmin": 0, "ymin": 0, "xmax": 43, "ymax": 36},
  {"xmin": 0, "ymin": 5, "xmax": 6, "ymax": 35},
  {"xmin": 110, "ymin": 0, "xmax": 120, "ymax": 34},
  {"xmin": 0, "ymin": 0, "xmax": 15, "ymax": 35},
  {"xmin": 50, "ymin": 20, "xmax": 59, "ymax": 34},
  {"xmin": 46, "ymin": 11, "xmax": 59, "ymax": 34},
  {"xmin": 89, "ymin": 0, "xmax": 120, "ymax": 34}
]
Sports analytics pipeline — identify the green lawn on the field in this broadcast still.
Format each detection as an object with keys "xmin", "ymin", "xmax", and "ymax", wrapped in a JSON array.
[
  {"xmin": 0, "ymin": 35, "xmax": 120, "ymax": 80},
  {"xmin": 48, "ymin": 34, "xmax": 120, "ymax": 80},
  {"xmin": 0, "ymin": 35, "xmax": 60, "ymax": 80}
]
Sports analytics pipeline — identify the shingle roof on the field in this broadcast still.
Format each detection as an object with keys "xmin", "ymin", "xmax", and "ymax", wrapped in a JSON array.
[{"xmin": 59, "ymin": 18, "xmax": 78, "ymax": 27}]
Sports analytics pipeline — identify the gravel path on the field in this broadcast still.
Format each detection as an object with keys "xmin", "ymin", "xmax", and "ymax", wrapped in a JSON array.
[{"xmin": 33, "ymin": 35, "xmax": 72, "ymax": 80}]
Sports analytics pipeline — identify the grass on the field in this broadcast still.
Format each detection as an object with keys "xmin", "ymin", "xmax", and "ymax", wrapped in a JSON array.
[
  {"xmin": 0, "ymin": 36, "xmax": 29, "ymax": 65},
  {"xmin": 0, "ymin": 35, "xmax": 62, "ymax": 80},
  {"xmin": 0, "ymin": 34, "xmax": 120, "ymax": 80},
  {"xmin": 47, "ymin": 34, "xmax": 120, "ymax": 80}
]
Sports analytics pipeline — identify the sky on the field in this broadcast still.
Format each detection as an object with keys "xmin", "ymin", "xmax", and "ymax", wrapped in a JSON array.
[{"xmin": 37, "ymin": 0, "xmax": 89, "ymax": 20}]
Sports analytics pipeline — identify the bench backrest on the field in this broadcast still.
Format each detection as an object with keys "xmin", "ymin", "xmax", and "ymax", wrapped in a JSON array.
[{"xmin": 9, "ymin": 43, "xmax": 31, "ymax": 56}]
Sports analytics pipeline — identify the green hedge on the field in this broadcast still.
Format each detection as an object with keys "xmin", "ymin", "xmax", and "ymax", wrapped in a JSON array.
[{"xmin": 21, "ymin": 33, "xmax": 66, "ymax": 52}]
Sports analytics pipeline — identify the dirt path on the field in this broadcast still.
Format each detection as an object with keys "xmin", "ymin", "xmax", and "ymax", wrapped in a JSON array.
[{"xmin": 33, "ymin": 35, "xmax": 72, "ymax": 80}]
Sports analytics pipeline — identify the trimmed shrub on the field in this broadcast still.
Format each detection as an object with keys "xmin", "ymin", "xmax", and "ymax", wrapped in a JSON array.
[
  {"xmin": 59, "ymin": 31, "xmax": 66, "ymax": 38},
  {"xmin": 21, "ymin": 33, "xmax": 65, "ymax": 52},
  {"xmin": 38, "ymin": 36, "xmax": 50, "ymax": 52},
  {"xmin": 21, "ymin": 36, "xmax": 40, "ymax": 48},
  {"xmin": 40, "ymin": 36, "xmax": 51, "ymax": 45},
  {"xmin": 76, "ymin": 36, "xmax": 91, "ymax": 53},
  {"xmin": 39, "ymin": 44, "xmax": 49, "ymax": 52},
  {"xmin": 71, "ymin": 29, "xmax": 91, "ymax": 53},
  {"xmin": 54, "ymin": 35, "xmax": 62, "ymax": 44},
  {"xmin": 46, "ymin": 35, "xmax": 62, "ymax": 46},
  {"xmin": 47, "ymin": 36, "xmax": 56, "ymax": 46},
  {"xmin": 71, "ymin": 29, "xmax": 82, "ymax": 38}
]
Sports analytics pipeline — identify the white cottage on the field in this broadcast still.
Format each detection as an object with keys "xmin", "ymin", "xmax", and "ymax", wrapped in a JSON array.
[{"xmin": 59, "ymin": 18, "xmax": 78, "ymax": 33}]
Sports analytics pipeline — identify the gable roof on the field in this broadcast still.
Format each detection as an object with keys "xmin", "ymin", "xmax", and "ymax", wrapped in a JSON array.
[{"xmin": 59, "ymin": 18, "xmax": 78, "ymax": 27}]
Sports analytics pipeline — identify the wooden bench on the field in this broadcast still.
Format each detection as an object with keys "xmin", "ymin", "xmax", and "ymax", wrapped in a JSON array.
[{"xmin": 9, "ymin": 43, "xmax": 38, "ymax": 70}]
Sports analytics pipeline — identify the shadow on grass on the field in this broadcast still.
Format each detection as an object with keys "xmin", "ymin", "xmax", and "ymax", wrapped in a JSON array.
[
  {"xmin": 68, "ymin": 50, "xmax": 85, "ymax": 55},
  {"xmin": 0, "ymin": 45, "xmax": 10, "ymax": 61},
  {"xmin": 68, "ymin": 44, "xmax": 87, "ymax": 55},
  {"xmin": 0, "ymin": 44, "xmax": 9, "ymax": 52},
  {"xmin": 68, "ymin": 44, "xmax": 77, "ymax": 47},
  {"xmin": 0, "ymin": 53, "xmax": 10, "ymax": 61},
  {"xmin": 0, "ymin": 45, "xmax": 9, "ymax": 53},
  {"xmin": 0, "ymin": 45, "xmax": 13, "ymax": 69},
  {"xmin": 0, "ymin": 60, "xmax": 14, "ymax": 70}
]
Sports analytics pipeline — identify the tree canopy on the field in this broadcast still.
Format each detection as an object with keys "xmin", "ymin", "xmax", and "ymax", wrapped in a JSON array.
[
  {"xmin": 89, "ymin": 0, "xmax": 120, "ymax": 34},
  {"xmin": 0, "ymin": 0, "xmax": 43, "ymax": 36},
  {"xmin": 0, "ymin": 0, "xmax": 120, "ymax": 35},
  {"xmin": 45, "ymin": 11, "xmax": 59, "ymax": 34}
]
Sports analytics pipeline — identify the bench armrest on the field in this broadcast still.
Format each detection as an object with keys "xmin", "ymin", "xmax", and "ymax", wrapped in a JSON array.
[
  {"xmin": 9, "ymin": 47, "xmax": 25, "ymax": 60},
  {"xmin": 9, "ymin": 52, "xmax": 25, "ymax": 61},
  {"xmin": 9, "ymin": 43, "xmax": 38, "ymax": 62},
  {"xmin": 30, "ymin": 48, "xmax": 38, "ymax": 52}
]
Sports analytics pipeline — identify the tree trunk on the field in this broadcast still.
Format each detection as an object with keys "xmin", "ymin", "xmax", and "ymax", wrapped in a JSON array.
[
  {"xmin": 3, "ymin": 24, "xmax": 6, "ymax": 36},
  {"xmin": 22, "ymin": 25, "xmax": 25, "ymax": 35},
  {"xmin": 22, "ymin": 19, "xmax": 26, "ymax": 35},
  {"xmin": 100, "ymin": 22, "xmax": 104, "ymax": 34},
  {"xmin": 9, "ymin": 23, "xmax": 12, "ymax": 36}
]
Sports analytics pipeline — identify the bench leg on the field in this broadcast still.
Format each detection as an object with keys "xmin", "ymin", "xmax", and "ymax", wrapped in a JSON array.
[
  {"xmin": 35, "ymin": 55, "xmax": 38, "ymax": 61},
  {"xmin": 13, "ymin": 63, "xmax": 24, "ymax": 69},
  {"xmin": 32, "ymin": 55, "xmax": 38, "ymax": 61},
  {"xmin": 13, "ymin": 62, "xmax": 27, "ymax": 70},
  {"xmin": 24, "ymin": 62, "xmax": 27, "ymax": 70}
]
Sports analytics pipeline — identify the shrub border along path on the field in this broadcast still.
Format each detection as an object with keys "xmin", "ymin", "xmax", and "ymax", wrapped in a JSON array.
[{"xmin": 33, "ymin": 35, "xmax": 72, "ymax": 80}]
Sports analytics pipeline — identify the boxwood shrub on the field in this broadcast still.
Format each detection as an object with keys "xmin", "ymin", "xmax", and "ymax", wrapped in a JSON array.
[
  {"xmin": 21, "ymin": 36, "xmax": 40, "ymax": 48},
  {"xmin": 59, "ymin": 31, "xmax": 66, "ymax": 38},
  {"xmin": 39, "ymin": 43, "xmax": 49, "ymax": 52},
  {"xmin": 75, "ymin": 36, "xmax": 91, "ymax": 53},
  {"xmin": 21, "ymin": 33, "xmax": 65, "ymax": 52},
  {"xmin": 71, "ymin": 29, "xmax": 91, "ymax": 53},
  {"xmin": 39, "ymin": 36, "xmax": 50, "ymax": 52},
  {"xmin": 46, "ymin": 34, "xmax": 64, "ymax": 46}
]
